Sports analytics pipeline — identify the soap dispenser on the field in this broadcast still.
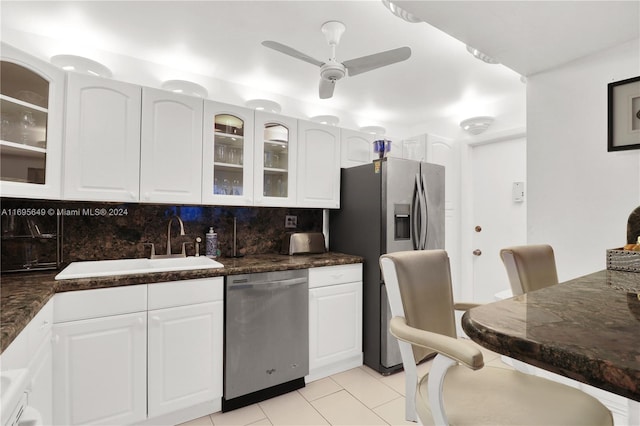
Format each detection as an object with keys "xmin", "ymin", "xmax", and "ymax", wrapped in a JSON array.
[{"xmin": 206, "ymin": 227, "xmax": 218, "ymax": 258}]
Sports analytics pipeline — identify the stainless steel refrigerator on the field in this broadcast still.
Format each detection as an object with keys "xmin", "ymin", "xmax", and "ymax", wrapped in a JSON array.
[{"xmin": 330, "ymin": 157, "xmax": 445, "ymax": 374}]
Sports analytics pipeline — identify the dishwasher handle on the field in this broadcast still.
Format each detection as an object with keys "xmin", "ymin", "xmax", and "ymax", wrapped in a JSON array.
[{"xmin": 228, "ymin": 276, "xmax": 307, "ymax": 290}]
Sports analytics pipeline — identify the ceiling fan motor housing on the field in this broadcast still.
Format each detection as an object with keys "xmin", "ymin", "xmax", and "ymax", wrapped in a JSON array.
[{"xmin": 321, "ymin": 62, "xmax": 346, "ymax": 81}]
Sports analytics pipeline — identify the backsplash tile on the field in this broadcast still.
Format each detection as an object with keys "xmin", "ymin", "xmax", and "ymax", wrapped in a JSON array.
[{"xmin": 1, "ymin": 198, "xmax": 322, "ymax": 264}]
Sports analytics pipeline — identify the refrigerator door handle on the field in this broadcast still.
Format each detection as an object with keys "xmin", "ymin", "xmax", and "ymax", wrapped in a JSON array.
[
  {"xmin": 419, "ymin": 173, "xmax": 429, "ymax": 250},
  {"xmin": 411, "ymin": 173, "xmax": 421, "ymax": 250}
]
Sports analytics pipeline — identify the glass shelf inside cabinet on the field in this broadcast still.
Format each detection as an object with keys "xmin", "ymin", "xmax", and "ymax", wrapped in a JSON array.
[
  {"xmin": 0, "ymin": 61, "xmax": 50, "ymax": 185},
  {"xmin": 213, "ymin": 114, "xmax": 244, "ymax": 196},
  {"xmin": 263, "ymin": 124, "xmax": 289, "ymax": 198}
]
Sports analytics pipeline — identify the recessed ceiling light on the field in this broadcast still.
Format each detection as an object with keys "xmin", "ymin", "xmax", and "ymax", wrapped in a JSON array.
[
  {"xmin": 460, "ymin": 116, "xmax": 494, "ymax": 135},
  {"xmin": 245, "ymin": 99, "xmax": 281, "ymax": 113},
  {"xmin": 50, "ymin": 55, "xmax": 112, "ymax": 78},
  {"xmin": 310, "ymin": 115, "xmax": 340, "ymax": 126},
  {"xmin": 381, "ymin": 0, "xmax": 422, "ymax": 23},
  {"xmin": 465, "ymin": 46, "xmax": 499, "ymax": 65},
  {"xmin": 161, "ymin": 80, "xmax": 208, "ymax": 98},
  {"xmin": 359, "ymin": 125, "xmax": 386, "ymax": 135}
]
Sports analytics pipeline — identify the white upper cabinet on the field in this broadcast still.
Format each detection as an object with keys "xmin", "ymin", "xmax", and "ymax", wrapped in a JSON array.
[
  {"xmin": 140, "ymin": 88, "xmax": 203, "ymax": 204},
  {"xmin": 0, "ymin": 43, "xmax": 64, "ymax": 199},
  {"xmin": 63, "ymin": 73, "xmax": 141, "ymax": 202},
  {"xmin": 340, "ymin": 129, "xmax": 374, "ymax": 168},
  {"xmin": 401, "ymin": 134, "xmax": 427, "ymax": 162},
  {"xmin": 425, "ymin": 134, "xmax": 457, "ymax": 211},
  {"xmin": 254, "ymin": 111, "xmax": 297, "ymax": 207},
  {"xmin": 297, "ymin": 120, "xmax": 340, "ymax": 208},
  {"xmin": 202, "ymin": 101, "xmax": 254, "ymax": 206}
]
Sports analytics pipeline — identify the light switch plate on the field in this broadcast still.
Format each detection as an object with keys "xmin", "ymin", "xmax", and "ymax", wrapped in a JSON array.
[
  {"xmin": 285, "ymin": 215, "xmax": 297, "ymax": 228},
  {"xmin": 512, "ymin": 182, "xmax": 525, "ymax": 203}
]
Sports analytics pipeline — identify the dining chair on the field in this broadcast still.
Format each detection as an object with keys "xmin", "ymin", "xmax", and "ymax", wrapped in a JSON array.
[
  {"xmin": 500, "ymin": 244, "xmax": 559, "ymax": 296},
  {"xmin": 380, "ymin": 249, "xmax": 613, "ymax": 425}
]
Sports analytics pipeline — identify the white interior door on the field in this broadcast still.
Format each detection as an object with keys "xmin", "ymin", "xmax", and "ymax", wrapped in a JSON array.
[{"xmin": 467, "ymin": 136, "xmax": 527, "ymax": 302}]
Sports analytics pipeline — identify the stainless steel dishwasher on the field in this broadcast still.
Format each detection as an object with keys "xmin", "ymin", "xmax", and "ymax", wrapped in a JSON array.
[{"xmin": 223, "ymin": 269, "xmax": 309, "ymax": 411}]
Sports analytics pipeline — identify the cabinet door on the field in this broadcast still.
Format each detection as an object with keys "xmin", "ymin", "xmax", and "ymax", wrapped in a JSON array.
[
  {"xmin": 53, "ymin": 312, "xmax": 147, "ymax": 426},
  {"xmin": 63, "ymin": 73, "xmax": 141, "ymax": 202},
  {"xmin": 202, "ymin": 101, "xmax": 254, "ymax": 205},
  {"xmin": 140, "ymin": 88, "xmax": 203, "ymax": 203},
  {"xmin": 254, "ymin": 111, "xmax": 297, "ymax": 207},
  {"xmin": 0, "ymin": 42, "xmax": 64, "ymax": 199},
  {"xmin": 28, "ymin": 331, "xmax": 53, "ymax": 426},
  {"xmin": 297, "ymin": 120, "xmax": 340, "ymax": 208},
  {"xmin": 147, "ymin": 301, "xmax": 223, "ymax": 417},
  {"xmin": 309, "ymin": 281, "xmax": 362, "ymax": 374},
  {"xmin": 402, "ymin": 135, "xmax": 427, "ymax": 161},
  {"xmin": 340, "ymin": 129, "xmax": 374, "ymax": 168}
]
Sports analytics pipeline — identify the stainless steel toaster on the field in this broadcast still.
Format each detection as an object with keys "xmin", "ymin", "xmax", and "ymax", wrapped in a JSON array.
[{"xmin": 281, "ymin": 232, "xmax": 326, "ymax": 255}]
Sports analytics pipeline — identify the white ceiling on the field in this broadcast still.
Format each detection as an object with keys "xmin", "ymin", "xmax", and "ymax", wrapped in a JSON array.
[
  {"xmin": 397, "ymin": 0, "xmax": 640, "ymax": 77},
  {"xmin": 2, "ymin": 1, "xmax": 636, "ymax": 138}
]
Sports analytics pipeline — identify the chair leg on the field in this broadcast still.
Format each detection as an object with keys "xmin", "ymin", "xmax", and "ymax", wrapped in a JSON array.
[
  {"xmin": 428, "ymin": 355, "xmax": 457, "ymax": 426},
  {"xmin": 399, "ymin": 340, "xmax": 418, "ymax": 422}
]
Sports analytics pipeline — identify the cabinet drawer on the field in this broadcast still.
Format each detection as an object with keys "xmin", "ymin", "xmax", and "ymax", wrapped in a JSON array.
[
  {"xmin": 54, "ymin": 285, "xmax": 147, "ymax": 323},
  {"xmin": 147, "ymin": 277, "xmax": 223, "ymax": 310},
  {"xmin": 28, "ymin": 298, "xmax": 53, "ymax": 354},
  {"xmin": 309, "ymin": 264, "xmax": 362, "ymax": 289}
]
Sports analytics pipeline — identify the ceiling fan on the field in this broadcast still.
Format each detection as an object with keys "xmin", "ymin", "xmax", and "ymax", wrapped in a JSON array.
[{"xmin": 262, "ymin": 21, "xmax": 411, "ymax": 99}]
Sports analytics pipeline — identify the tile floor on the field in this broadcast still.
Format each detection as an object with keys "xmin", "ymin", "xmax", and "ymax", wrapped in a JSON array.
[{"xmin": 178, "ymin": 340, "xmax": 507, "ymax": 426}]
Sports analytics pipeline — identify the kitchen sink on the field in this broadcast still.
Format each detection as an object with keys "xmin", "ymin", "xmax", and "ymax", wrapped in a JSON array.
[{"xmin": 55, "ymin": 256, "xmax": 224, "ymax": 280}]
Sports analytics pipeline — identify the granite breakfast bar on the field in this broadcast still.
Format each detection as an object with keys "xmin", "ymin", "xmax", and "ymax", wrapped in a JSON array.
[
  {"xmin": 0, "ymin": 252, "xmax": 363, "ymax": 354},
  {"xmin": 462, "ymin": 269, "xmax": 640, "ymax": 402}
]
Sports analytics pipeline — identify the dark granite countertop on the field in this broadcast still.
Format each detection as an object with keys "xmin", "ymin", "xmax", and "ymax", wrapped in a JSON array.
[
  {"xmin": 0, "ymin": 252, "xmax": 362, "ymax": 354},
  {"xmin": 462, "ymin": 269, "xmax": 640, "ymax": 401}
]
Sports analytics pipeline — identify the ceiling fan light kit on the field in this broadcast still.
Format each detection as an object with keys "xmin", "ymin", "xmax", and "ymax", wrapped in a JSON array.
[
  {"xmin": 262, "ymin": 20, "xmax": 412, "ymax": 99},
  {"xmin": 245, "ymin": 99, "xmax": 282, "ymax": 113},
  {"xmin": 460, "ymin": 116, "xmax": 494, "ymax": 135}
]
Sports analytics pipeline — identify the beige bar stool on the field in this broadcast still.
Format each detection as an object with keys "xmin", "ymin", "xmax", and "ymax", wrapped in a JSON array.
[
  {"xmin": 380, "ymin": 249, "xmax": 613, "ymax": 425},
  {"xmin": 500, "ymin": 244, "xmax": 559, "ymax": 295}
]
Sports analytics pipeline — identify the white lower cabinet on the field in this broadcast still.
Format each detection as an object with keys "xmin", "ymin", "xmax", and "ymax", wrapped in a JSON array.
[
  {"xmin": 51, "ymin": 279, "xmax": 224, "ymax": 426},
  {"xmin": 147, "ymin": 279, "xmax": 223, "ymax": 419},
  {"xmin": 53, "ymin": 312, "xmax": 148, "ymax": 425},
  {"xmin": 27, "ymin": 328, "xmax": 53, "ymax": 425},
  {"xmin": 308, "ymin": 264, "xmax": 363, "ymax": 382}
]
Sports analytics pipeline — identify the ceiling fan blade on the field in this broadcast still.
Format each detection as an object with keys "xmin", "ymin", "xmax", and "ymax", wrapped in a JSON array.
[
  {"xmin": 319, "ymin": 78, "xmax": 335, "ymax": 99},
  {"xmin": 262, "ymin": 41, "xmax": 324, "ymax": 67},
  {"xmin": 343, "ymin": 46, "xmax": 412, "ymax": 77}
]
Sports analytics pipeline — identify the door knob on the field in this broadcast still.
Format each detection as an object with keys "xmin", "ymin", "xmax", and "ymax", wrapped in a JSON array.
[{"xmin": 473, "ymin": 249, "xmax": 482, "ymax": 256}]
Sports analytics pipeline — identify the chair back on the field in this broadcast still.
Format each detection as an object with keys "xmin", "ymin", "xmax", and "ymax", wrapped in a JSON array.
[
  {"xmin": 500, "ymin": 244, "xmax": 559, "ymax": 295},
  {"xmin": 381, "ymin": 250, "xmax": 457, "ymax": 363}
]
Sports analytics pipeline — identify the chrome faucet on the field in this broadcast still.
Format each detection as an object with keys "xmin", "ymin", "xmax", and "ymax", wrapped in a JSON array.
[{"xmin": 166, "ymin": 215, "xmax": 186, "ymax": 256}]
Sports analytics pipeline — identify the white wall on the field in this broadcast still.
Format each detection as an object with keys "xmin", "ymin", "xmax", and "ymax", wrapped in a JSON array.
[{"xmin": 527, "ymin": 38, "xmax": 640, "ymax": 281}]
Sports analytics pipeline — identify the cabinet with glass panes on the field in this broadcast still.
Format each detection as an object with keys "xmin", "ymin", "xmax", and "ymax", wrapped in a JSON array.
[
  {"xmin": 202, "ymin": 101, "xmax": 254, "ymax": 205},
  {"xmin": 0, "ymin": 43, "xmax": 64, "ymax": 198},
  {"xmin": 254, "ymin": 111, "xmax": 297, "ymax": 207}
]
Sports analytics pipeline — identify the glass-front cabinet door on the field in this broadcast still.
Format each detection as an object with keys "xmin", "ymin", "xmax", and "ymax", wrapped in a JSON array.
[
  {"xmin": 202, "ymin": 101, "xmax": 254, "ymax": 205},
  {"xmin": 0, "ymin": 43, "xmax": 64, "ymax": 199},
  {"xmin": 254, "ymin": 111, "xmax": 297, "ymax": 207}
]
